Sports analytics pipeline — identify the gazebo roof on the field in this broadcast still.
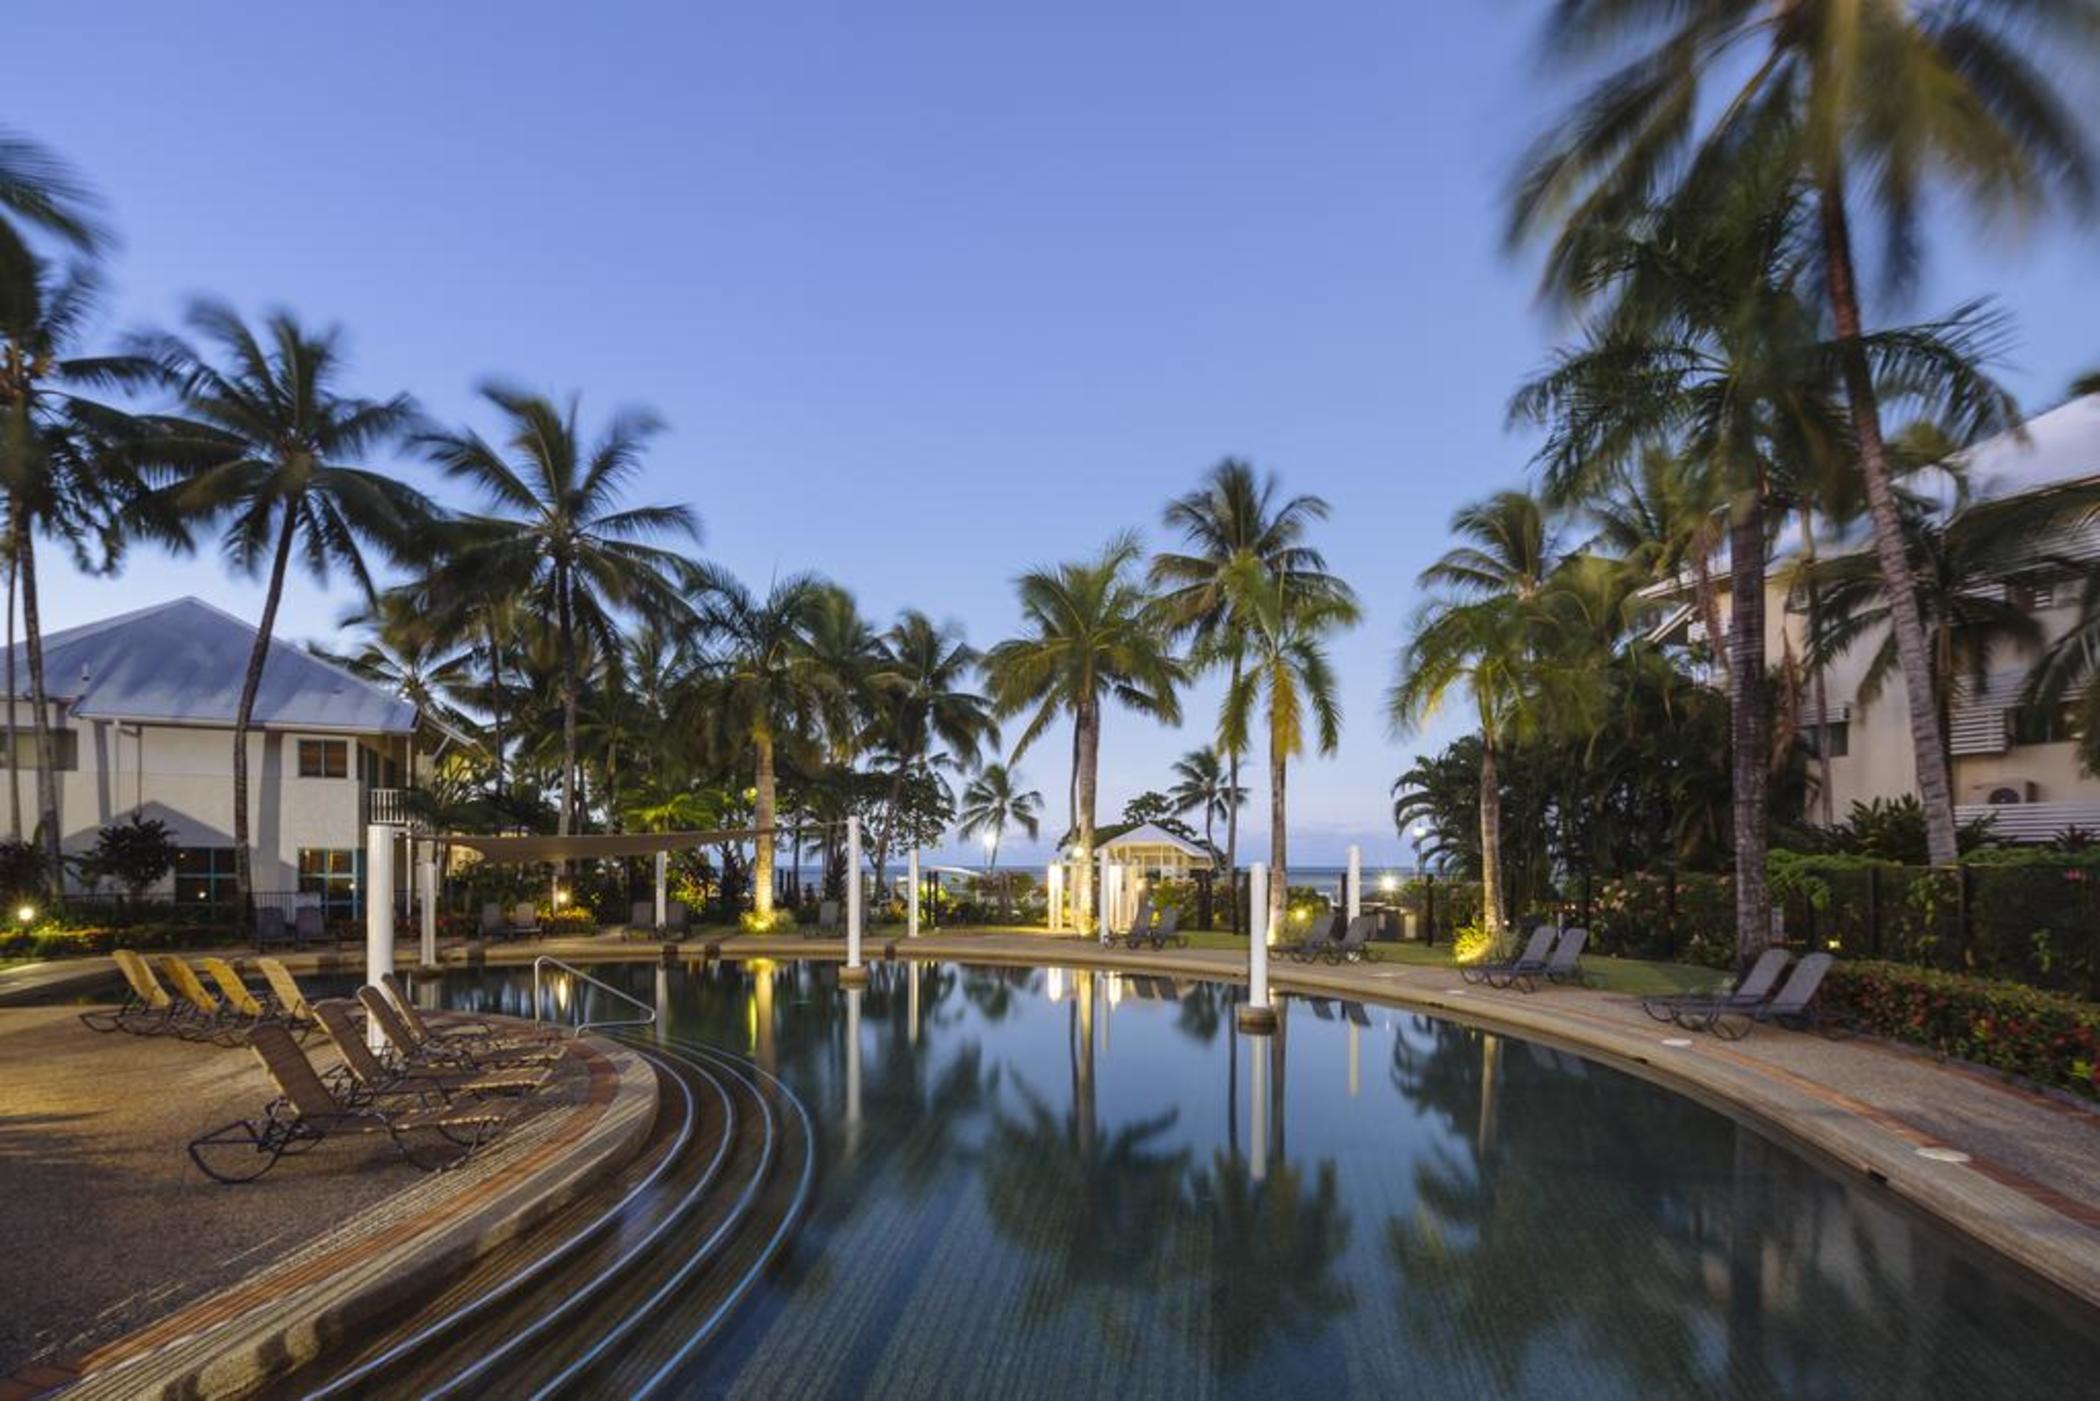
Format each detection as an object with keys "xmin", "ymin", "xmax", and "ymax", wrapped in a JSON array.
[{"xmin": 1064, "ymin": 822, "xmax": 1213, "ymax": 864}]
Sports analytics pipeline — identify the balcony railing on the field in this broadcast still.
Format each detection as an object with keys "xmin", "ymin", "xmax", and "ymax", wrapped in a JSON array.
[{"xmin": 366, "ymin": 787, "xmax": 426, "ymax": 830}]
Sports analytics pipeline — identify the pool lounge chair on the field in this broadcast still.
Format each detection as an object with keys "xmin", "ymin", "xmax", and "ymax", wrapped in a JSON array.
[
  {"xmin": 312, "ymin": 999, "xmax": 550, "ymax": 1106},
  {"xmin": 358, "ymin": 986, "xmax": 562, "ymax": 1074},
  {"xmin": 1698, "ymin": 952, "xmax": 1836, "ymax": 1040},
  {"xmin": 187, "ymin": 1023, "xmax": 507, "ymax": 1182},
  {"xmin": 1132, "ymin": 905, "xmax": 1186, "ymax": 951},
  {"xmin": 1534, "ymin": 927, "xmax": 1589, "ymax": 988},
  {"xmin": 664, "ymin": 900, "xmax": 690, "ymax": 938},
  {"xmin": 257, "ymin": 957, "xmax": 316, "ymax": 1025},
  {"xmin": 1641, "ymin": 948, "xmax": 1792, "ymax": 1026},
  {"xmin": 379, "ymin": 971, "xmax": 551, "ymax": 1048},
  {"xmin": 157, "ymin": 954, "xmax": 252, "ymax": 1044},
  {"xmin": 81, "ymin": 949, "xmax": 187, "ymax": 1036},
  {"xmin": 507, "ymin": 902, "xmax": 542, "ymax": 939},
  {"xmin": 253, "ymin": 907, "xmax": 295, "ymax": 951},
  {"xmin": 1331, "ymin": 914, "xmax": 1379, "ymax": 964},
  {"xmin": 627, "ymin": 901, "xmax": 657, "ymax": 939},
  {"xmin": 294, "ymin": 906, "xmax": 327, "ymax": 949},
  {"xmin": 1105, "ymin": 894, "xmax": 1155, "ymax": 949},
  {"xmin": 201, "ymin": 956, "xmax": 309, "ymax": 1038},
  {"xmin": 1284, "ymin": 911, "xmax": 1343, "ymax": 963},
  {"xmin": 479, "ymin": 902, "xmax": 508, "ymax": 940},
  {"xmin": 1461, "ymin": 926, "xmax": 1555, "ymax": 987},
  {"xmin": 807, "ymin": 900, "xmax": 840, "ymax": 938}
]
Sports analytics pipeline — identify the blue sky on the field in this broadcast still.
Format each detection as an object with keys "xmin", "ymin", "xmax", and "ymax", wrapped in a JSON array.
[{"xmin": 15, "ymin": 2, "xmax": 2100, "ymax": 868}]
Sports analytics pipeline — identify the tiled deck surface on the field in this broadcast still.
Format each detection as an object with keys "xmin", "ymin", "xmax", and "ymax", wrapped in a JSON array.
[{"xmin": 0, "ymin": 1001, "xmax": 655, "ymax": 1399}]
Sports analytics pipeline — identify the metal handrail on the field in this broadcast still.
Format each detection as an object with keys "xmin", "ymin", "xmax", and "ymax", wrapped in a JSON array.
[{"xmin": 532, "ymin": 955, "xmax": 658, "ymax": 1037}]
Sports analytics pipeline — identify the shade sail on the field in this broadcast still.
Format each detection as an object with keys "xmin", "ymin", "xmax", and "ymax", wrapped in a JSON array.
[{"xmin": 440, "ymin": 829, "xmax": 767, "ymax": 863}]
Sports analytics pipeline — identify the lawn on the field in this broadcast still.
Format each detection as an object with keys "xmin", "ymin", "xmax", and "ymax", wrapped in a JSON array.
[{"xmin": 1174, "ymin": 929, "xmax": 1722, "ymax": 997}]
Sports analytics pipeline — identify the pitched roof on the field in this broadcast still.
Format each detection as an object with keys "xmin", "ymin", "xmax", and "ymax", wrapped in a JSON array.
[
  {"xmin": 8, "ymin": 597, "xmax": 420, "ymax": 733},
  {"xmin": 1062, "ymin": 822, "xmax": 1213, "ymax": 862}
]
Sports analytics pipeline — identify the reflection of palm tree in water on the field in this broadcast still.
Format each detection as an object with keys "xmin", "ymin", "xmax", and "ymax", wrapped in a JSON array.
[{"xmin": 1179, "ymin": 1153, "xmax": 1355, "ymax": 1373}]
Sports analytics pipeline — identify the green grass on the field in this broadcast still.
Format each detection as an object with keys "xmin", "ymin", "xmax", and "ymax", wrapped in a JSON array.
[{"xmin": 1173, "ymin": 929, "xmax": 1723, "ymax": 997}]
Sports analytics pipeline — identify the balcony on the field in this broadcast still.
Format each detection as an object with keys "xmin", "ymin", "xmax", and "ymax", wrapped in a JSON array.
[{"xmin": 365, "ymin": 787, "xmax": 428, "ymax": 831}]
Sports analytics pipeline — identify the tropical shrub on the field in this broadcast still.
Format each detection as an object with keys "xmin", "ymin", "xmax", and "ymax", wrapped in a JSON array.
[
  {"xmin": 1825, "ymin": 961, "xmax": 2100, "ymax": 1100},
  {"xmin": 79, "ymin": 815, "xmax": 180, "ymax": 899},
  {"xmin": 544, "ymin": 906, "xmax": 598, "ymax": 934}
]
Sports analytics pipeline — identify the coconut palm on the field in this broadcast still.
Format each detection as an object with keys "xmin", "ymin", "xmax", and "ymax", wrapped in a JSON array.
[
  {"xmin": 984, "ymin": 533, "xmax": 1183, "ymax": 935},
  {"xmin": 135, "ymin": 302, "xmax": 426, "ymax": 917},
  {"xmin": 1152, "ymin": 460, "xmax": 1351, "ymax": 925},
  {"xmin": 416, "ymin": 383, "xmax": 700, "ymax": 837},
  {"xmin": 1389, "ymin": 493, "xmax": 1572, "ymax": 935},
  {"xmin": 866, "ymin": 610, "xmax": 997, "ymax": 888},
  {"xmin": 0, "ymin": 129, "xmax": 106, "ymax": 288},
  {"xmin": 694, "ymin": 572, "xmax": 837, "ymax": 926},
  {"xmin": 1513, "ymin": 0, "xmax": 2100, "ymax": 865},
  {"xmin": 958, "ymin": 762, "xmax": 1043, "ymax": 871},
  {"xmin": 317, "ymin": 590, "xmax": 477, "ymax": 785},
  {"xmin": 1168, "ymin": 746, "xmax": 1243, "ymax": 862},
  {"xmin": 0, "ymin": 259, "xmax": 165, "ymax": 880},
  {"xmin": 1209, "ymin": 556, "xmax": 1360, "ymax": 936}
]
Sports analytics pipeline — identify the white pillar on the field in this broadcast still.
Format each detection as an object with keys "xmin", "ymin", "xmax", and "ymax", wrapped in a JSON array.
[
  {"xmin": 1046, "ymin": 863, "xmax": 1064, "ymax": 931},
  {"xmin": 907, "ymin": 960, "xmax": 921, "ymax": 1045},
  {"xmin": 654, "ymin": 963, "xmax": 669, "ymax": 1044},
  {"xmin": 1097, "ymin": 846, "xmax": 1112, "ymax": 943},
  {"xmin": 842, "ymin": 815, "xmax": 866, "ymax": 983},
  {"xmin": 1348, "ymin": 1020, "xmax": 1361, "ymax": 1098},
  {"xmin": 1346, "ymin": 844, "xmax": 1362, "ymax": 922},
  {"xmin": 1238, "ymin": 862, "xmax": 1274, "ymax": 1032},
  {"xmin": 365, "ymin": 823, "xmax": 395, "ymax": 1050},
  {"xmin": 417, "ymin": 843, "xmax": 438, "ymax": 968},
  {"xmin": 907, "ymin": 849, "xmax": 920, "ymax": 938},
  {"xmin": 653, "ymin": 849, "xmax": 668, "ymax": 932},
  {"xmin": 844, "ymin": 984, "xmax": 863, "ymax": 1154}
]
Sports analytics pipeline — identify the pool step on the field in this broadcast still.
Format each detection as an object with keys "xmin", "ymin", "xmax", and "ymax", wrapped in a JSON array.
[{"xmin": 268, "ymin": 1036, "xmax": 813, "ymax": 1399}]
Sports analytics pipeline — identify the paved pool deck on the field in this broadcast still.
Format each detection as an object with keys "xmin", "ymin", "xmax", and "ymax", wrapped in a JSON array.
[{"xmin": 0, "ymin": 1001, "xmax": 656, "ymax": 1399}]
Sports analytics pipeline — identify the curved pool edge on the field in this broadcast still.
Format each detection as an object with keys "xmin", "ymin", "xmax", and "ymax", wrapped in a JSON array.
[
  {"xmin": 54, "ymin": 1019, "xmax": 660, "ymax": 1401},
  {"xmin": 436, "ymin": 932, "xmax": 2100, "ymax": 1316}
]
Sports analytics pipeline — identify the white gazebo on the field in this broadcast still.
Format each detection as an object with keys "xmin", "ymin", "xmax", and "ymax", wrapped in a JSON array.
[{"xmin": 1046, "ymin": 822, "xmax": 1214, "ymax": 931}]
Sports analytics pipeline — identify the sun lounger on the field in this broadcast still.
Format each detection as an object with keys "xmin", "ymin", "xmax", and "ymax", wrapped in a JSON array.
[
  {"xmin": 256, "ymin": 957, "xmax": 316, "ymax": 1025},
  {"xmin": 1331, "ymin": 914, "xmax": 1379, "ymax": 964},
  {"xmin": 1462, "ymin": 926, "xmax": 1555, "ymax": 987},
  {"xmin": 480, "ymin": 902, "xmax": 507, "ymax": 940},
  {"xmin": 508, "ymin": 902, "xmax": 541, "ymax": 939},
  {"xmin": 312, "ymin": 999, "xmax": 550, "ymax": 1106},
  {"xmin": 1537, "ymin": 927, "xmax": 1589, "ymax": 986},
  {"xmin": 1641, "ymin": 948, "xmax": 1791, "ymax": 1025},
  {"xmin": 1284, "ymin": 911, "xmax": 1343, "ymax": 963},
  {"xmin": 807, "ymin": 899, "xmax": 839, "ymax": 937},
  {"xmin": 1698, "ymin": 952, "xmax": 1836, "ymax": 1040},
  {"xmin": 294, "ymin": 906, "xmax": 327, "ymax": 948},
  {"xmin": 1130, "ymin": 904, "xmax": 1186, "ymax": 950},
  {"xmin": 253, "ymin": 907, "xmax": 295, "ymax": 951},
  {"xmin": 358, "ymin": 986, "xmax": 562, "ymax": 1074},
  {"xmin": 200, "ymin": 956, "xmax": 309, "ymax": 1038},
  {"xmin": 378, "ymin": 970, "xmax": 549, "ymax": 1047},
  {"xmin": 156, "ymin": 954, "xmax": 252, "ymax": 1043},
  {"xmin": 628, "ymin": 900, "xmax": 657, "ymax": 939},
  {"xmin": 81, "ymin": 949, "xmax": 187, "ymax": 1036},
  {"xmin": 664, "ymin": 900, "xmax": 690, "ymax": 938},
  {"xmin": 1105, "ymin": 894, "xmax": 1155, "ymax": 949},
  {"xmin": 187, "ymin": 1023, "xmax": 507, "ymax": 1182}
]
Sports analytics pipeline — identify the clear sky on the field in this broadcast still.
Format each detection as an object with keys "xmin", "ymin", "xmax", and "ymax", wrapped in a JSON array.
[{"xmin": 14, "ymin": 2, "xmax": 2100, "ymax": 869}]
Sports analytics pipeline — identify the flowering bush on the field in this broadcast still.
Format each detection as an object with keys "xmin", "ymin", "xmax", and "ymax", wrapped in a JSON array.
[
  {"xmin": 1587, "ymin": 871, "xmax": 1733, "ymax": 960},
  {"xmin": 544, "ymin": 906, "xmax": 599, "ymax": 934},
  {"xmin": 1824, "ymin": 960, "xmax": 2100, "ymax": 1099},
  {"xmin": 1450, "ymin": 920, "xmax": 1498, "ymax": 965}
]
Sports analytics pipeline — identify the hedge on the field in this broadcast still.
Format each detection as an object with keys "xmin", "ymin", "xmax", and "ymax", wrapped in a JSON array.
[{"xmin": 1824, "ymin": 960, "xmax": 2100, "ymax": 1100}]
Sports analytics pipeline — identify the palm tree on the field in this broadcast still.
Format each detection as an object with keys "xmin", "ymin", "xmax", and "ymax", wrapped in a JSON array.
[
  {"xmin": 416, "ymin": 383, "xmax": 700, "ymax": 837},
  {"xmin": 984, "ymin": 534, "xmax": 1183, "ymax": 935},
  {"xmin": 1388, "ymin": 494, "xmax": 1567, "ymax": 936},
  {"xmin": 0, "ymin": 259, "xmax": 162, "ymax": 880},
  {"xmin": 866, "ymin": 610, "xmax": 997, "ymax": 889},
  {"xmin": 136, "ymin": 302, "xmax": 426, "ymax": 917},
  {"xmin": 1151, "ymin": 460, "xmax": 1349, "ymax": 927},
  {"xmin": 694, "ymin": 572, "xmax": 836, "ymax": 926},
  {"xmin": 315, "ymin": 590, "xmax": 478, "ymax": 787},
  {"xmin": 1513, "ymin": 0, "xmax": 2100, "ymax": 866},
  {"xmin": 958, "ymin": 762, "xmax": 1043, "ymax": 871},
  {"xmin": 1167, "ymin": 746, "xmax": 1242, "ymax": 862},
  {"xmin": 1211, "ymin": 556, "xmax": 1360, "ymax": 936},
  {"xmin": 0, "ymin": 128, "xmax": 107, "ymax": 286}
]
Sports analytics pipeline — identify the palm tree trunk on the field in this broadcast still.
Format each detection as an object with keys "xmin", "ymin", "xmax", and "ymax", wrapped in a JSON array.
[
  {"xmin": 1799, "ymin": 507, "xmax": 1835, "ymax": 826},
  {"xmin": 1729, "ymin": 496, "xmax": 1771, "ymax": 967},
  {"xmin": 1478, "ymin": 722, "xmax": 1504, "ymax": 936},
  {"xmin": 232, "ymin": 504, "xmax": 302, "ymax": 929},
  {"xmin": 15, "ymin": 521, "xmax": 61, "ymax": 888},
  {"xmin": 1267, "ymin": 722, "xmax": 1288, "ymax": 941},
  {"xmin": 555, "ymin": 568, "xmax": 579, "ymax": 838},
  {"xmin": 485, "ymin": 620, "xmax": 508, "ymax": 798},
  {"xmin": 1819, "ymin": 175, "xmax": 1959, "ymax": 865},
  {"xmin": 753, "ymin": 724, "xmax": 777, "ymax": 921},
  {"xmin": 5, "ymin": 544, "xmax": 18, "ymax": 842},
  {"xmin": 1225, "ymin": 658, "xmax": 1242, "ymax": 930},
  {"xmin": 1074, "ymin": 697, "xmax": 1099, "ymax": 936}
]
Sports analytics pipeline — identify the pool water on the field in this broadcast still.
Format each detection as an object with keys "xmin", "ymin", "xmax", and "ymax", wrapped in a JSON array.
[{"xmin": 419, "ymin": 958, "xmax": 2099, "ymax": 1398}]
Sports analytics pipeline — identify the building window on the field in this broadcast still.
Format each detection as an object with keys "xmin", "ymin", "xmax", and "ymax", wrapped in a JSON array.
[
  {"xmin": 2, "ymin": 729, "xmax": 78, "ymax": 770},
  {"xmin": 173, "ymin": 847, "xmax": 238, "ymax": 906},
  {"xmin": 298, "ymin": 738, "xmax": 349, "ymax": 778},
  {"xmin": 1801, "ymin": 721, "xmax": 1850, "ymax": 758},
  {"xmin": 2011, "ymin": 703, "xmax": 2076, "ymax": 747},
  {"xmin": 298, "ymin": 848, "xmax": 360, "ymax": 917}
]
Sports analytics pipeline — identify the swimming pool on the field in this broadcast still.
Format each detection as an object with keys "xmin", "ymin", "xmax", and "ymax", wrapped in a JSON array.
[{"xmin": 402, "ymin": 957, "xmax": 2099, "ymax": 1397}]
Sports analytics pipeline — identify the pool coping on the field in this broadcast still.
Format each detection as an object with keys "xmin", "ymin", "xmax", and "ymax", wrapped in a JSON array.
[{"xmin": 27, "ymin": 1019, "xmax": 659, "ymax": 1401}]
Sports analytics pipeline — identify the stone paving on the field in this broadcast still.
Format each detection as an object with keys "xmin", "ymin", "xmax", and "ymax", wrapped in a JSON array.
[{"xmin": 0, "ymin": 997, "xmax": 655, "ymax": 1399}]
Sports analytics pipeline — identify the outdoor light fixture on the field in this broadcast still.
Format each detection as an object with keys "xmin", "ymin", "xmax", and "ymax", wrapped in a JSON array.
[
  {"xmin": 1379, "ymin": 874, "xmax": 1397, "ymax": 894},
  {"xmin": 553, "ymin": 887, "xmax": 569, "ymax": 907},
  {"xmin": 14, "ymin": 905, "xmax": 34, "ymax": 924}
]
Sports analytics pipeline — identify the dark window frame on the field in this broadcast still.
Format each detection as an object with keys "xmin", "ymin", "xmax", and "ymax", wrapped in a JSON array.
[{"xmin": 297, "ymin": 737, "xmax": 350, "ymax": 779}]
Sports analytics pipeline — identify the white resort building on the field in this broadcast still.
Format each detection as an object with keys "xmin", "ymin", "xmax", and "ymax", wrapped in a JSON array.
[
  {"xmin": 1650, "ymin": 394, "xmax": 2100, "ymax": 842},
  {"xmin": 3, "ymin": 596, "xmax": 452, "ymax": 912}
]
